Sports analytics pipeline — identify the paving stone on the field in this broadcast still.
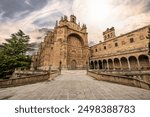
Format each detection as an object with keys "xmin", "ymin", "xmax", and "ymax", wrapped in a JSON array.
[{"xmin": 0, "ymin": 70, "xmax": 150, "ymax": 100}]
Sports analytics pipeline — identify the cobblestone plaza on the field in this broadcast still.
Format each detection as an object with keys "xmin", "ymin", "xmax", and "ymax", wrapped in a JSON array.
[{"xmin": 0, "ymin": 70, "xmax": 150, "ymax": 100}]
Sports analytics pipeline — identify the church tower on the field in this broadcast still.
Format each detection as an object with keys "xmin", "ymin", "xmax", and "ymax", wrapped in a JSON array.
[{"xmin": 33, "ymin": 15, "xmax": 89, "ymax": 70}]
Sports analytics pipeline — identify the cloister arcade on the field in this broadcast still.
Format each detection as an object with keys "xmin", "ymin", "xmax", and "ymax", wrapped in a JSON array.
[{"xmin": 90, "ymin": 54, "xmax": 150, "ymax": 71}]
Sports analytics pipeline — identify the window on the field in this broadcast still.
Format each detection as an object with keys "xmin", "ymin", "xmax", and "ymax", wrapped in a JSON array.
[
  {"xmin": 51, "ymin": 47, "xmax": 53, "ymax": 50},
  {"xmin": 140, "ymin": 35, "xmax": 145, "ymax": 40},
  {"xmin": 130, "ymin": 38, "xmax": 134, "ymax": 43},
  {"xmin": 95, "ymin": 49, "xmax": 98, "ymax": 52},
  {"xmin": 104, "ymin": 46, "xmax": 106, "ymax": 50},
  {"xmin": 72, "ymin": 18, "xmax": 74, "ymax": 22},
  {"xmin": 115, "ymin": 43, "xmax": 118, "ymax": 47}
]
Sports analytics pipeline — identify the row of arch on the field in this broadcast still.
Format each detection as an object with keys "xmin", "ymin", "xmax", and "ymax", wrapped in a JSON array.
[{"xmin": 90, "ymin": 55, "xmax": 150, "ymax": 70}]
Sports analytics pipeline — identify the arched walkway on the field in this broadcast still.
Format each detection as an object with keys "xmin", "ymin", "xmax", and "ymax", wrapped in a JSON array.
[
  {"xmin": 90, "ymin": 61, "xmax": 94, "ymax": 69},
  {"xmin": 114, "ymin": 58, "xmax": 120, "ymax": 70},
  {"xmin": 121, "ymin": 57, "xmax": 128, "ymax": 70},
  {"xmin": 108, "ymin": 59, "xmax": 113, "ymax": 70},
  {"xmin": 139, "ymin": 55, "xmax": 150, "ymax": 70},
  {"xmin": 129, "ymin": 56, "xmax": 138, "ymax": 70},
  {"xmin": 94, "ymin": 61, "xmax": 98, "ymax": 69},
  {"xmin": 103, "ymin": 60, "xmax": 107, "ymax": 69},
  {"xmin": 98, "ymin": 60, "xmax": 102, "ymax": 69}
]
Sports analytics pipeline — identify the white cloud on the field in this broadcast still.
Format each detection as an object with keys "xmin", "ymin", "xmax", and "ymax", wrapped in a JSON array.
[
  {"xmin": 72, "ymin": 0, "xmax": 150, "ymax": 43},
  {"xmin": 0, "ymin": 0, "xmax": 72, "ymax": 43},
  {"xmin": 0, "ymin": 10, "xmax": 5, "ymax": 20},
  {"xmin": 0, "ymin": 0, "xmax": 150, "ymax": 45},
  {"xmin": 24, "ymin": 0, "xmax": 31, "ymax": 6}
]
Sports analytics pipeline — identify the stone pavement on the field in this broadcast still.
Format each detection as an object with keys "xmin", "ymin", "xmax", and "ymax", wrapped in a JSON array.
[{"xmin": 0, "ymin": 70, "xmax": 150, "ymax": 100}]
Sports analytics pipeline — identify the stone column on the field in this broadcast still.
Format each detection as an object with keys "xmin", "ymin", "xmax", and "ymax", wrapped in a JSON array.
[
  {"xmin": 127, "ymin": 58, "xmax": 131, "ymax": 70},
  {"xmin": 107, "ymin": 60, "xmax": 109, "ymax": 70},
  {"xmin": 148, "ymin": 56, "xmax": 150, "ymax": 64},
  {"xmin": 137, "ymin": 57, "xmax": 141, "ymax": 70},
  {"xmin": 119, "ymin": 59, "xmax": 123, "ymax": 70},
  {"xmin": 112, "ymin": 60, "xmax": 115, "ymax": 70},
  {"xmin": 102, "ymin": 61, "xmax": 104, "ymax": 70},
  {"xmin": 97, "ymin": 61, "xmax": 99, "ymax": 70},
  {"xmin": 94, "ymin": 62, "xmax": 95, "ymax": 69}
]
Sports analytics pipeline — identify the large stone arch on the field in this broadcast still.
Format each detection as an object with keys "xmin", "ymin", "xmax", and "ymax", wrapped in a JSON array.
[
  {"xmin": 114, "ymin": 58, "xmax": 120, "ymax": 70},
  {"xmin": 94, "ymin": 61, "xmax": 98, "ymax": 69},
  {"xmin": 121, "ymin": 57, "xmax": 128, "ymax": 70},
  {"xmin": 67, "ymin": 33, "xmax": 84, "ymax": 46},
  {"xmin": 138, "ymin": 55, "xmax": 150, "ymax": 70},
  {"xmin": 129, "ymin": 56, "xmax": 138, "ymax": 70},
  {"xmin": 67, "ymin": 33, "xmax": 84, "ymax": 69},
  {"xmin": 98, "ymin": 60, "xmax": 102, "ymax": 69},
  {"xmin": 103, "ymin": 59, "xmax": 107, "ymax": 69},
  {"xmin": 108, "ymin": 59, "xmax": 113, "ymax": 70},
  {"xmin": 90, "ymin": 61, "xmax": 94, "ymax": 69}
]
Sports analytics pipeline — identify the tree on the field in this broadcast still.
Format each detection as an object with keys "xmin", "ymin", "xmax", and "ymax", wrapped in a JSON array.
[
  {"xmin": 146, "ymin": 26, "xmax": 150, "ymax": 55},
  {"xmin": 0, "ymin": 30, "xmax": 31, "ymax": 79}
]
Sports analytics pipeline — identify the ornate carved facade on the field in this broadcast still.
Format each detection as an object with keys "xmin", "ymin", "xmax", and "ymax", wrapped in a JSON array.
[
  {"xmin": 32, "ymin": 15, "xmax": 150, "ymax": 71},
  {"xmin": 32, "ymin": 15, "xmax": 89, "ymax": 70}
]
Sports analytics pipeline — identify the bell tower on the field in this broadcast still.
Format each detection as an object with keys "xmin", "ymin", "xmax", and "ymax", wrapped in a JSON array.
[{"xmin": 70, "ymin": 15, "xmax": 76, "ymax": 23}]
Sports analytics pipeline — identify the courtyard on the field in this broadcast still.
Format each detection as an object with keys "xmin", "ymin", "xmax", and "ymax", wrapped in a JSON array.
[{"xmin": 0, "ymin": 70, "xmax": 150, "ymax": 100}]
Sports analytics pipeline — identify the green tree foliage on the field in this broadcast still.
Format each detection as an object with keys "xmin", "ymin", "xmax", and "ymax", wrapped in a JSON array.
[
  {"xmin": 0, "ymin": 30, "xmax": 32, "ymax": 79},
  {"xmin": 147, "ymin": 26, "xmax": 150, "ymax": 54}
]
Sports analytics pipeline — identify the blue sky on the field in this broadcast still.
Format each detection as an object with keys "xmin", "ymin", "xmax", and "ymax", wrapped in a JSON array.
[{"xmin": 0, "ymin": 0, "xmax": 150, "ymax": 43}]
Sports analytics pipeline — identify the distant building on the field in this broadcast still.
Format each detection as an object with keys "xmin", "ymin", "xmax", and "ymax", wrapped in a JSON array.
[{"xmin": 90, "ymin": 25, "xmax": 150, "ymax": 70}]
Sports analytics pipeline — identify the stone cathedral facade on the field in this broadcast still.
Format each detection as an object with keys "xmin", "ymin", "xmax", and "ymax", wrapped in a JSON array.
[
  {"xmin": 32, "ymin": 15, "xmax": 89, "ymax": 70},
  {"xmin": 32, "ymin": 15, "xmax": 150, "ymax": 71}
]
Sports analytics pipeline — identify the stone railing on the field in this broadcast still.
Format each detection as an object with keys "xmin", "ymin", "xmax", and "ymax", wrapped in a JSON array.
[
  {"xmin": 0, "ymin": 70, "xmax": 60, "ymax": 88},
  {"xmin": 87, "ymin": 70, "xmax": 150, "ymax": 90}
]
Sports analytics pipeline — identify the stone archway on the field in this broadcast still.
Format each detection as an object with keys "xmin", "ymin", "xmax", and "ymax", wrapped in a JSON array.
[
  {"xmin": 114, "ymin": 58, "xmax": 120, "ymax": 70},
  {"xmin": 138, "ymin": 55, "xmax": 150, "ymax": 70},
  {"xmin": 129, "ymin": 56, "xmax": 138, "ymax": 70},
  {"xmin": 67, "ymin": 33, "xmax": 84, "ymax": 69},
  {"xmin": 103, "ymin": 60, "xmax": 107, "ymax": 69},
  {"xmin": 98, "ymin": 60, "xmax": 102, "ymax": 69},
  {"xmin": 108, "ymin": 59, "xmax": 113, "ymax": 70},
  {"xmin": 121, "ymin": 57, "xmax": 128, "ymax": 70},
  {"xmin": 90, "ymin": 61, "xmax": 94, "ymax": 69},
  {"xmin": 71, "ymin": 60, "xmax": 77, "ymax": 70},
  {"xmin": 94, "ymin": 61, "xmax": 98, "ymax": 69}
]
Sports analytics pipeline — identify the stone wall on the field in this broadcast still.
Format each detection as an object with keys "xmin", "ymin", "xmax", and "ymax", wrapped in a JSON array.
[
  {"xmin": 90, "ymin": 25, "xmax": 149, "ymax": 58},
  {"xmin": 87, "ymin": 71, "xmax": 150, "ymax": 90},
  {"xmin": 0, "ymin": 71, "xmax": 60, "ymax": 88}
]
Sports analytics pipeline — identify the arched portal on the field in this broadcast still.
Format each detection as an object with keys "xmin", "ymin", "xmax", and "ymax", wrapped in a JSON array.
[
  {"xmin": 67, "ymin": 33, "xmax": 84, "ymax": 69},
  {"xmin": 71, "ymin": 60, "xmax": 77, "ymax": 70},
  {"xmin": 139, "ymin": 55, "xmax": 150, "ymax": 70}
]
